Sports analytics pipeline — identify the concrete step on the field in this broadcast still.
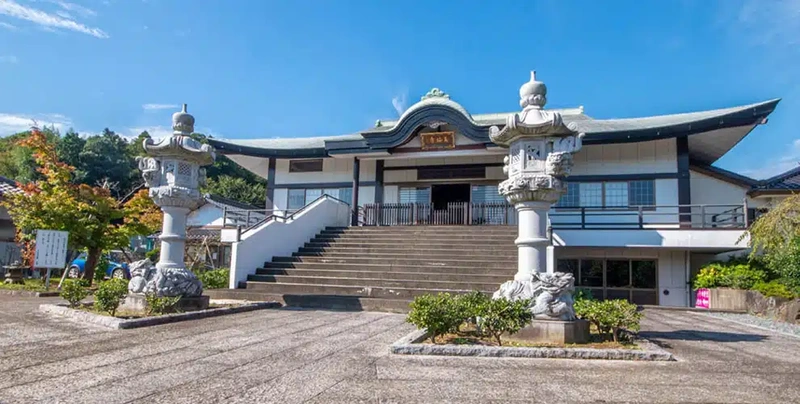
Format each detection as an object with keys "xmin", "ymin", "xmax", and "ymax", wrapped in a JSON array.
[
  {"xmin": 254, "ymin": 267, "xmax": 513, "ymax": 282},
  {"xmin": 307, "ymin": 239, "xmax": 516, "ymax": 247},
  {"xmin": 204, "ymin": 289, "xmax": 412, "ymax": 313},
  {"xmin": 321, "ymin": 228, "xmax": 516, "ymax": 236},
  {"xmin": 274, "ymin": 256, "xmax": 515, "ymax": 268},
  {"xmin": 296, "ymin": 246, "xmax": 517, "ymax": 256},
  {"xmin": 246, "ymin": 274, "xmax": 501, "ymax": 291},
  {"xmin": 243, "ymin": 281, "xmax": 489, "ymax": 299},
  {"xmin": 261, "ymin": 261, "xmax": 516, "ymax": 275},
  {"xmin": 292, "ymin": 252, "xmax": 516, "ymax": 261},
  {"xmin": 312, "ymin": 234, "xmax": 517, "ymax": 242}
]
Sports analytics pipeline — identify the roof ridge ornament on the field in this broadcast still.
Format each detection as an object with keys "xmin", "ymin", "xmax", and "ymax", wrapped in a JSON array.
[{"xmin": 421, "ymin": 88, "xmax": 449, "ymax": 101}]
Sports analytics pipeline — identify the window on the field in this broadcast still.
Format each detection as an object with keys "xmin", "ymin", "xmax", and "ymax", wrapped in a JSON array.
[
  {"xmin": 287, "ymin": 187, "xmax": 353, "ymax": 210},
  {"xmin": 556, "ymin": 183, "xmax": 580, "ymax": 207},
  {"xmin": 288, "ymin": 159, "xmax": 323, "ymax": 173},
  {"xmin": 287, "ymin": 189, "xmax": 305, "ymax": 210},
  {"xmin": 559, "ymin": 258, "xmax": 658, "ymax": 304},
  {"xmin": 399, "ymin": 187, "xmax": 430, "ymax": 203},
  {"xmin": 629, "ymin": 180, "xmax": 655, "ymax": 207},
  {"xmin": 471, "ymin": 185, "xmax": 505, "ymax": 204},
  {"xmin": 604, "ymin": 182, "xmax": 628, "ymax": 208},
  {"xmin": 579, "ymin": 183, "xmax": 603, "ymax": 207},
  {"xmin": 555, "ymin": 180, "xmax": 655, "ymax": 209}
]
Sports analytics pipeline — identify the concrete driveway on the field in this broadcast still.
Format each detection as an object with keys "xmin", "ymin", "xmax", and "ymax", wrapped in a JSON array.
[{"xmin": 0, "ymin": 295, "xmax": 798, "ymax": 403}]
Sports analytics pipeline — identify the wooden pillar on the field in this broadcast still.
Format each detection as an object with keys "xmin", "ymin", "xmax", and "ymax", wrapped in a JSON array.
[
  {"xmin": 351, "ymin": 157, "xmax": 360, "ymax": 226},
  {"xmin": 374, "ymin": 160, "xmax": 384, "ymax": 204},
  {"xmin": 266, "ymin": 157, "xmax": 276, "ymax": 211},
  {"xmin": 676, "ymin": 135, "xmax": 692, "ymax": 226}
]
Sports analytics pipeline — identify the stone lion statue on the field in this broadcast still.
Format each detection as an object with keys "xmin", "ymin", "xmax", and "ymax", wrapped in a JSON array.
[{"xmin": 493, "ymin": 271, "xmax": 577, "ymax": 321}]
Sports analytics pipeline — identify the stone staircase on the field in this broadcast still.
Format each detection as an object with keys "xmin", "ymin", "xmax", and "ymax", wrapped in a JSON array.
[{"xmin": 210, "ymin": 226, "xmax": 518, "ymax": 313}]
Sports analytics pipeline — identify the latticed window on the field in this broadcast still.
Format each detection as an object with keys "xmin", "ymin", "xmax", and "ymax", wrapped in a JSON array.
[
  {"xmin": 554, "ymin": 180, "xmax": 655, "ymax": 209},
  {"xmin": 628, "ymin": 180, "xmax": 655, "ymax": 207},
  {"xmin": 399, "ymin": 187, "xmax": 430, "ymax": 203}
]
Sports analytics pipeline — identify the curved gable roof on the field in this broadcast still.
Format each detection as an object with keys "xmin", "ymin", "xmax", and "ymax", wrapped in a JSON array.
[{"xmin": 209, "ymin": 98, "xmax": 780, "ymax": 164}]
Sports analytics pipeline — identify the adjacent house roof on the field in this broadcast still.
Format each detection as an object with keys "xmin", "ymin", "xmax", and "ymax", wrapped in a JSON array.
[
  {"xmin": 749, "ymin": 166, "xmax": 800, "ymax": 196},
  {"xmin": 0, "ymin": 176, "xmax": 21, "ymax": 197},
  {"xmin": 208, "ymin": 96, "xmax": 780, "ymax": 164}
]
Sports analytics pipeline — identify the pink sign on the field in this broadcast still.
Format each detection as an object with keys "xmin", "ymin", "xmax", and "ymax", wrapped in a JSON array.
[{"xmin": 695, "ymin": 288, "xmax": 710, "ymax": 309}]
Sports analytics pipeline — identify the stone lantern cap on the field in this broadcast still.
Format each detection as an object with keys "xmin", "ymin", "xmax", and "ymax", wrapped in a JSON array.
[
  {"xmin": 490, "ymin": 71, "xmax": 582, "ymax": 147},
  {"xmin": 142, "ymin": 104, "xmax": 216, "ymax": 166}
]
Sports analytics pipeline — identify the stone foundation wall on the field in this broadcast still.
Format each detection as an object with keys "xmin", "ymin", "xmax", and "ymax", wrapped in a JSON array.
[{"xmin": 707, "ymin": 288, "xmax": 799, "ymax": 324}]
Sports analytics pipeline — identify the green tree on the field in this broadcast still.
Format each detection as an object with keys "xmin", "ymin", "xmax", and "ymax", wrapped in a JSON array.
[
  {"xmin": 77, "ymin": 128, "xmax": 137, "ymax": 198},
  {"xmin": 127, "ymin": 130, "xmax": 151, "ymax": 160},
  {"xmin": 203, "ymin": 175, "xmax": 266, "ymax": 207},
  {"xmin": 1, "ymin": 128, "xmax": 129, "ymax": 285},
  {"xmin": 0, "ymin": 127, "xmax": 59, "ymax": 183},
  {"xmin": 744, "ymin": 195, "xmax": 800, "ymax": 289},
  {"xmin": 56, "ymin": 129, "xmax": 86, "ymax": 171}
]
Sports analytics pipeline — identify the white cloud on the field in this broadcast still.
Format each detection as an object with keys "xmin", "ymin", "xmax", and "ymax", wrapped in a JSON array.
[
  {"xmin": 391, "ymin": 91, "xmax": 408, "ymax": 117},
  {"xmin": 0, "ymin": 0, "xmax": 108, "ymax": 38},
  {"xmin": 0, "ymin": 21, "xmax": 16, "ymax": 30},
  {"xmin": 741, "ymin": 138, "xmax": 800, "ymax": 179},
  {"xmin": 0, "ymin": 55, "xmax": 17, "ymax": 63},
  {"xmin": 0, "ymin": 112, "xmax": 72, "ymax": 136},
  {"xmin": 50, "ymin": 0, "xmax": 96, "ymax": 18},
  {"xmin": 142, "ymin": 103, "xmax": 178, "ymax": 111}
]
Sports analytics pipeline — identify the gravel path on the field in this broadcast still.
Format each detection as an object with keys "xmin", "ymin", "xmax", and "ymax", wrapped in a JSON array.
[{"xmin": 707, "ymin": 311, "xmax": 800, "ymax": 338}]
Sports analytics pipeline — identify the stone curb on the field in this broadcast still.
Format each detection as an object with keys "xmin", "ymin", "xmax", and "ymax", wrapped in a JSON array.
[
  {"xmin": 39, "ymin": 301, "xmax": 281, "ymax": 330},
  {"xmin": 0, "ymin": 289, "xmax": 60, "ymax": 298},
  {"xmin": 390, "ymin": 329, "xmax": 675, "ymax": 361}
]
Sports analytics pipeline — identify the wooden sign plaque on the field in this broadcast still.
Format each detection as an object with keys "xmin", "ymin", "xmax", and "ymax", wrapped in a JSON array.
[{"xmin": 420, "ymin": 132, "xmax": 456, "ymax": 150}]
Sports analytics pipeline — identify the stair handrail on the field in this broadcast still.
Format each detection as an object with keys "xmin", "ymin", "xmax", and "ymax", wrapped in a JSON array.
[{"xmin": 240, "ymin": 194, "xmax": 351, "ymax": 234}]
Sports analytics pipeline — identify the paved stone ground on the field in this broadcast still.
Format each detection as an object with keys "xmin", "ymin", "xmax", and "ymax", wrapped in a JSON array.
[{"xmin": 0, "ymin": 296, "xmax": 798, "ymax": 404}]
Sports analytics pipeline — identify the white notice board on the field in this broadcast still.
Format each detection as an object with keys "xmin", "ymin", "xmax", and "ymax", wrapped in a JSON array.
[{"xmin": 33, "ymin": 230, "xmax": 69, "ymax": 269}]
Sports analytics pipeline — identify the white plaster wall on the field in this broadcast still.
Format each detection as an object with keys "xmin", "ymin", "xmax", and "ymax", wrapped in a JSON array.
[
  {"xmin": 383, "ymin": 154, "xmax": 502, "ymax": 168},
  {"xmin": 556, "ymin": 247, "xmax": 689, "ymax": 307},
  {"xmin": 552, "ymin": 228, "xmax": 748, "ymax": 249},
  {"xmin": 275, "ymin": 158, "xmax": 375, "ymax": 184},
  {"xmin": 273, "ymin": 189, "xmax": 288, "ymax": 212},
  {"xmin": 187, "ymin": 204, "xmax": 223, "ymax": 227},
  {"xmin": 571, "ymin": 139, "xmax": 677, "ymax": 175},
  {"xmin": 690, "ymin": 170, "xmax": 766, "ymax": 208},
  {"xmin": 228, "ymin": 197, "xmax": 350, "ymax": 288}
]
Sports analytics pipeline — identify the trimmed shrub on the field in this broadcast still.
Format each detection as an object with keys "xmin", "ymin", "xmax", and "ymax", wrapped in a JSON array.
[
  {"xmin": 574, "ymin": 299, "xmax": 643, "ymax": 342},
  {"xmin": 145, "ymin": 248, "xmax": 160, "ymax": 263},
  {"xmin": 455, "ymin": 290, "xmax": 490, "ymax": 329},
  {"xmin": 407, "ymin": 293, "xmax": 462, "ymax": 343},
  {"xmin": 144, "ymin": 294, "xmax": 181, "ymax": 316},
  {"xmin": 196, "ymin": 268, "xmax": 229, "ymax": 289},
  {"xmin": 478, "ymin": 297, "xmax": 532, "ymax": 346},
  {"xmin": 693, "ymin": 262, "xmax": 766, "ymax": 290},
  {"xmin": 60, "ymin": 279, "xmax": 89, "ymax": 308},
  {"xmin": 753, "ymin": 280, "xmax": 797, "ymax": 299},
  {"xmin": 573, "ymin": 288, "xmax": 595, "ymax": 302},
  {"xmin": 93, "ymin": 278, "xmax": 128, "ymax": 317}
]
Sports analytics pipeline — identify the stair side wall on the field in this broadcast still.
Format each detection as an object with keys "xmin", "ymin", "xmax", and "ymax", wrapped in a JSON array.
[{"xmin": 228, "ymin": 198, "xmax": 350, "ymax": 288}]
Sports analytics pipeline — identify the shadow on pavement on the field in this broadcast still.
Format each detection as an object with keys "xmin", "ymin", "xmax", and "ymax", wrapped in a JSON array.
[{"xmin": 641, "ymin": 330, "xmax": 767, "ymax": 343}]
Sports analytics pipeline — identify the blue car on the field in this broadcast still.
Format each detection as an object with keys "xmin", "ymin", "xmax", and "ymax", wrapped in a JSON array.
[{"xmin": 68, "ymin": 251, "xmax": 130, "ymax": 280}]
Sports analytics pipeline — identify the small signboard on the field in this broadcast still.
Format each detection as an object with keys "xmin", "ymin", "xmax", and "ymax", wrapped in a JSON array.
[
  {"xmin": 695, "ymin": 288, "xmax": 710, "ymax": 309},
  {"xmin": 420, "ymin": 132, "xmax": 455, "ymax": 150},
  {"xmin": 34, "ymin": 230, "xmax": 69, "ymax": 269}
]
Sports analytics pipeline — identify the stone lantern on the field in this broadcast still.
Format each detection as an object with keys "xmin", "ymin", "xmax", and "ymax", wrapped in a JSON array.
[
  {"xmin": 490, "ymin": 72, "xmax": 588, "ymax": 342},
  {"xmin": 132, "ymin": 104, "xmax": 215, "ymax": 301}
]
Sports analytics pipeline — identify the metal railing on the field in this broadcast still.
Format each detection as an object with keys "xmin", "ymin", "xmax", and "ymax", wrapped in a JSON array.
[
  {"xmin": 362, "ymin": 202, "xmax": 515, "ymax": 226},
  {"xmin": 549, "ymin": 204, "xmax": 747, "ymax": 229},
  {"xmin": 361, "ymin": 202, "xmax": 749, "ymax": 229}
]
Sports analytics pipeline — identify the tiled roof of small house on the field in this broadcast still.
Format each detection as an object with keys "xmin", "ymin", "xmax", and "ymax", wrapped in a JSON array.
[
  {"xmin": 0, "ymin": 176, "xmax": 21, "ymax": 197},
  {"xmin": 753, "ymin": 166, "xmax": 800, "ymax": 192}
]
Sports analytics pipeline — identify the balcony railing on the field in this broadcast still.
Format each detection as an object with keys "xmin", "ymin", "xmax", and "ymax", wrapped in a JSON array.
[{"xmin": 361, "ymin": 202, "xmax": 750, "ymax": 229}]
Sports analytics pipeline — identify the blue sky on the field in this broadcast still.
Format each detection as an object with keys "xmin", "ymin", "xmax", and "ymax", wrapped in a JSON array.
[{"xmin": 0, "ymin": 0, "xmax": 798, "ymax": 179}]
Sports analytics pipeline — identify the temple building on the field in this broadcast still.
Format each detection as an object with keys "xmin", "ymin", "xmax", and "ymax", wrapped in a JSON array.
[{"xmin": 207, "ymin": 74, "xmax": 782, "ymax": 309}]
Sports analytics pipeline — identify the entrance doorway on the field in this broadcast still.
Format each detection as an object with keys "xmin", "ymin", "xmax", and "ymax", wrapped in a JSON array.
[{"xmin": 431, "ymin": 184, "xmax": 471, "ymax": 210}]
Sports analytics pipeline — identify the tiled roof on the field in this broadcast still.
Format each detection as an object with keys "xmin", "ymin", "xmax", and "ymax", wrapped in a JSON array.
[
  {"xmin": 0, "ymin": 176, "xmax": 21, "ymax": 197},
  {"xmin": 211, "ymin": 99, "xmax": 778, "ymax": 154},
  {"xmin": 754, "ymin": 166, "xmax": 800, "ymax": 191}
]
